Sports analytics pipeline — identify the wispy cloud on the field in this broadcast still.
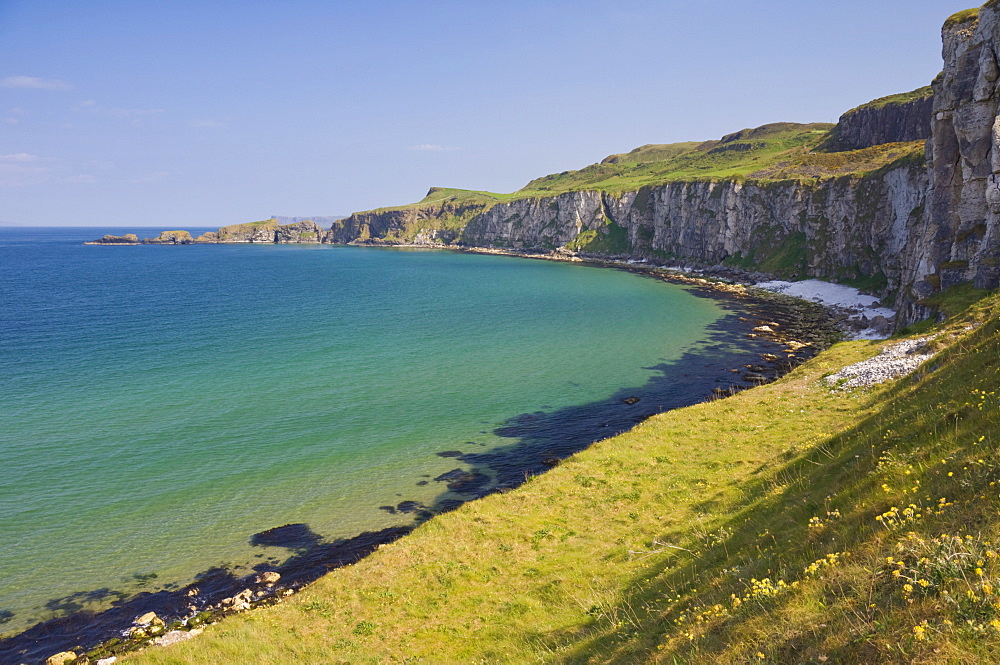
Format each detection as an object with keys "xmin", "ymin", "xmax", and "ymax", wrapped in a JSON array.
[
  {"xmin": 0, "ymin": 153, "xmax": 40, "ymax": 163},
  {"xmin": 192, "ymin": 119, "xmax": 226, "ymax": 128},
  {"xmin": 1, "ymin": 75, "xmax": 72, "ymax": 90},
  {"xmin": 0, "ymin": 153, "xmax": 48, "ymax": 187},
  {"xmin": 5, "ymin": 108, "xmax": 26, "ymax": 125},
  {"xmin": 408, "ymin": 144, "xmax": 459, "ymax": 152},
  {"xmin": 63, "ymin": 174, "xmax": 97, "ymax": 184},
  {"xmin": 76, "ymin": 99, "xmax": 165, "ymax": 126},
  {"xmin": 128, "ymin": 171, "xmax": 168, "ymax": 184}
]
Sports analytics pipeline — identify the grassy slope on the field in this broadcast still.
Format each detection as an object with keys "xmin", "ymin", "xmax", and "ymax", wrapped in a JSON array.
[
  {"xmin": 355, "ymin": 123, "xmax": 925, "ymax": 220},
  {"xmin": 127, "ymin": 287, "xmax": 1000, "ymax": 664}
]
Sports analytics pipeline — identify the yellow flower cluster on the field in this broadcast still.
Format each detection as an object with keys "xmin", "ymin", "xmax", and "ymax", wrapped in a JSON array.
[
  {"xmin": 886, "ymin": 532, "xmax": 1000, "ymax": 628},
  {"xmin": 803, "ymin": 552, "xmax": 849, "ymax": 578},
  {"xmin": 807, "ymin": 510, "xmax": 842, "ymax": 529},
  {"xmin": 970, "ymin": 388, "xmax": 995, "ymax": 411},
  {"xmin": 875, "ymin": 504, "xmax": 923, "ymax": 529}
]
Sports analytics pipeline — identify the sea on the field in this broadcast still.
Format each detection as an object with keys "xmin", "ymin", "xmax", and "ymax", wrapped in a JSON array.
[{"xmin": 0, "ymin": 227, "xmax": 777, "ymax": 641}]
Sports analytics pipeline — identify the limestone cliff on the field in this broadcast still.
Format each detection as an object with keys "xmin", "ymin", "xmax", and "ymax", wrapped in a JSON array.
[
  {"xmin": 328, "ymin": 190, "xmax": 489, "ymax": 245},
  {"xmin": 274, "ymin": 220, "xmax": 325, "ymax": 243},
  {"xmin": 916, "ymin": 5, "xmax": 1000, "ymax": 309},
  {"xmin": 200, "ymin": 219, "xmax": 325, "ymax": 243},
  {"xmin": 825, "ymin": 87, "xmax": 934, "ymax": 151},
  {"xmin": 460, "ymin": 165, "xmax": 928, "ymax": 299}
]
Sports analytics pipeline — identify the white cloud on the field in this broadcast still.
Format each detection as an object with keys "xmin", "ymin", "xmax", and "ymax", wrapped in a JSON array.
[
  {"xmin": 408, "ymin": 144, "xmax": 459, "ymax": 152},
  {"xmin": 192, "ymin": 119, "xmax": 226, "ymax": 128},
  {"xmin": 128, "ymin": 171, "xmax": 168, "ymax": 184},
  {"xmin": 4, "ymin": 117, "xmax": 17, "ymax": 125},
  {"xmin": 1, "ymin": 75, "xmax": 72, "ymax": 90},
  {"xmin": 0, "ymin": 153, "xmax": 40, "ymax": 162}
]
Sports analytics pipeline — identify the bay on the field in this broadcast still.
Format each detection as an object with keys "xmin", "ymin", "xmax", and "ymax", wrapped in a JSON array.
[{"xmin": 0, "ymin": 227, "xmax": 760, "ymax": 636}]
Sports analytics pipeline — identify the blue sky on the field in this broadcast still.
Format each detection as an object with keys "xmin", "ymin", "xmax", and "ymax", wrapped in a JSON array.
[{"xmin": 0, "ymin": 0, "xmax": 978, "ymax": 227}]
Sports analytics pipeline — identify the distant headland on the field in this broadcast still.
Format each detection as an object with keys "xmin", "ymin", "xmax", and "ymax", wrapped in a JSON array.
[{"xmin": 85, "ymin": 219, "xmax": 326, "ymax": 245}]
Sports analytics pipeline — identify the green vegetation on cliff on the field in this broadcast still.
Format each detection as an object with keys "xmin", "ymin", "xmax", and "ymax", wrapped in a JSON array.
[
  {"xmin": 944, "ymin": 7, "xmax": 981, "ymax": 28},
  {"xmin": 518, "ymin": 123, "xmax": 836, "ymax": 195},
  {"xmin": 337, "ymin": 118, "xmax": 924, "ymax": 249},
  {"xmin": 842, "ymin": 86, "xmax": 934, "ymax": 115},
  {"xmin": 346, "ymin": 120, "xmax": 925, "ymax": 245},
  {"xmin": 127, "ymin": 287, "xmax": 1000, "ymax": 664}
]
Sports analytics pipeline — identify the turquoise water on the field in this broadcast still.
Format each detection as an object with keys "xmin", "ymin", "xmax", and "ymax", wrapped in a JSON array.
[{"xmin": 0, "ymin": 228, "xmax": 755, "ymax": 636}]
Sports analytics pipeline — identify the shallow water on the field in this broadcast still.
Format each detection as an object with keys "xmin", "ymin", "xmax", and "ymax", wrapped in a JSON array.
[{"xmin": 0, "ymin": 228, "xmax": 769, "ymax": 637}]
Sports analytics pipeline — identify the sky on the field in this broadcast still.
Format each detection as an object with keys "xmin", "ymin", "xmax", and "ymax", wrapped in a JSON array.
[{"xmin": 0, "ymin": 0, "xmax": 980, "ymax": 227}]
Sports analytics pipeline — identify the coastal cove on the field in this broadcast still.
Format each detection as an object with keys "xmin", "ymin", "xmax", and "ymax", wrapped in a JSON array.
[{"xmin": 0, "ymin": 228, "xmax": 837, "ymax": 661}]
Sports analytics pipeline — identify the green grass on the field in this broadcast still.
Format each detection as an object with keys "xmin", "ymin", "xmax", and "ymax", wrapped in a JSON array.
[
  {"xmin": 122, "ymin": 288, "xmax": 1000, "ymax": 663},
  {"xmin": 565, "ymin": 220, "xmax": 631, "ymax": 255},
  {"xmin": 723, "ymin": 229, "xmax": 810, "ymax": 279},
  {"xmin": 944, "ymin": 8, "xmax": 980, "ymax": 28},
  {"xmin": 516, "ymin": 123, "xmax": 837, "ymax": 195},
  {"xmin": 345, "ymin": 121, "xmax": 924, "ymax": 244},
  {"xmin": 842, "ymin": 86, "xmax": 934, "ymax": 116}
]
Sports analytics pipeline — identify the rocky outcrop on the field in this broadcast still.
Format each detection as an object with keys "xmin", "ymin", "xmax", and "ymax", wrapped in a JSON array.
[
  {"xmin": 85, "ymin": 234, "xmax": 139, "ymax": 245},
  {"xmin": 88, "ymin": 220, "xmax": 327, "ymax": 245},
  {"xmin": 207, "ymin": 219, "xmax": 325, "ymax": 243},
  {"xmin": 327, "ymin": 194, "xmax": 488, "ymax": 245},
  {"xmin": 274, "ymin": 220, "xmax": 324, "ymax": 243},
  {"xmin": 214, "ymin": 220, "xmax": 281, "ymax": 243},
  {"xmin": 827, "ymin": 88, "xmax": 935, "ymax": 151},
  {"xmin": 142, "ymin": 230, "xmax": 193, "ymax": 244}
]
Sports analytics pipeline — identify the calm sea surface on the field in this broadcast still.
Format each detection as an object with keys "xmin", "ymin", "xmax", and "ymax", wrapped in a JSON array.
[{"xmin": 0, "ymin": 227, "xmax": 762, "ymax": 635}]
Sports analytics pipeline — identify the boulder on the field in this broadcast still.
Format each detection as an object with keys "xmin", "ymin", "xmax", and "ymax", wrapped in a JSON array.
[
  {"xmin": 255, "ymin": 571, "xmax": 281, "ymax": 585},
  {"xmin": 45, "ymin": 653, "xmax": 77, "ymax": 665}
]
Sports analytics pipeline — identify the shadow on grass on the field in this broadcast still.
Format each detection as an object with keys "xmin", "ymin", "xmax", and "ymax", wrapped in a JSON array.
[{"xmin": 543, "ymin": 317, "xmax": 1000, "ymax": 663}]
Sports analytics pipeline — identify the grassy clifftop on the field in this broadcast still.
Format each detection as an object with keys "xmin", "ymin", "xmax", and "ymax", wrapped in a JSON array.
[
  {"xmin": 842, "ymin": 86, "xmax": 934, "ymax": 116},
  {"xmin": 360, "ymin": 121, "xmax": 925, "ymax": 219},
  {"xmin": 127, "ymin": 287, "xmax": 1000, "ymax": 663}
]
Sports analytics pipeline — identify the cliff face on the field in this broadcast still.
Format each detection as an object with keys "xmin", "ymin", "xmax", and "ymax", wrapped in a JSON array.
[
  {"xmin": 328, "ymin": 197, "xmax": 489, "ymax": 245},
  {"xmin": 461, "ymin": 166, "xmax": 929, "ymax": 294},
  {"xmin": 918, "ymin": 6, "xmax": 1000, "ymax": 304},
  {"xmin": 829, "ymin": 91, "xmax": 934, "ymax": 151},
  {"xmin": 326, "ymin": 3, "xmax": 1000, "ymax": 324},
  {"xmin": 274, "ymin": 221, "xmax": 325, "ymax": 243},
  {"xmin": 203, "ymin": 219, "xmax": 325, "ymax": 243},
  {"xmin": 143, "ymin": 230, "xmax": 194, "ymax": 244}
]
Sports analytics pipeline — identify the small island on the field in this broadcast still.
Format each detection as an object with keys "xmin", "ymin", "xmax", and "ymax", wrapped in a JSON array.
[{"xmin": 85, "ymin": 220, "xmax": 326, "ymax": 245}]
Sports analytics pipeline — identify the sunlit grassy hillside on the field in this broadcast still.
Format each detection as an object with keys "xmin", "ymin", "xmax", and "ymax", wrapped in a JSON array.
[
  {"xmin": 364, "ymin": 118, "xmax": 926, "ymax": 217},
  {"xmin": 123, "ymin": 286, "xmax": 1000, "ymax": 664}
]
